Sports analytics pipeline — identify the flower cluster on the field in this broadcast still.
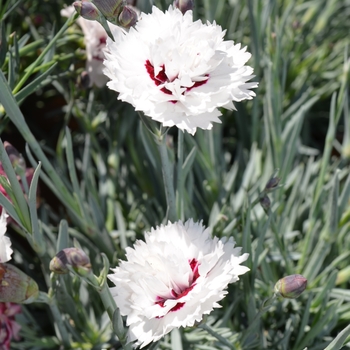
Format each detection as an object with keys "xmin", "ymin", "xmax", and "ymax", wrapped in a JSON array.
[
  {"xmin": 108, "ymin": 220, "xmax": 249, "ymax": 347},
  {"xmin": 103, "ymin": 5, "xmax": 257, "ymax": 134}
]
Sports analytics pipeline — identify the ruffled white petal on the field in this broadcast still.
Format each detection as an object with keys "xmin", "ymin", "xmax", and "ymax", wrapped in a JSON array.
[
  {"xmin": 0, "ymin": 210, "xmax": 12, "ymax": 263},
  {"xmin": 108, "ymin": 219, "xmax": 249, "ymax": 347},
  {"xmin": 103, "ymin": 5, "xmax": 258, "ymax": 134}
]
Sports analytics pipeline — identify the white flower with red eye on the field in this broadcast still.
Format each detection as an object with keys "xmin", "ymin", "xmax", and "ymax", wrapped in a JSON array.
[
  {"xmin": 103, "ymin": 5, "xmax": 257, "ymax": 134},
  {"xmin": 108, "ymin": 220, "xmax": 249, "ymax": 348}
]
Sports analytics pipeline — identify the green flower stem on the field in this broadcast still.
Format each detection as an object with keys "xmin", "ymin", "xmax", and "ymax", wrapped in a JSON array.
[
  {"xmin": 12, "ymin": 12, "xmax": 78, "ymax": 94},
  {"xmin": 241, "ymin": 294, "xmax": 277, "ymax": 344},
  {"xmin": 176, "ymin": 129, "xmax": 184, "ymax": 220},
  {"xmin": 85, "ymin": 274, "xmax": 133, "ymax": 350},
  {"xmin": 95, "ymin": 276, "xmax": 116, "ymax": 321},
  {"xmin": 198, "ymin": 322, "xmax": 236, "ymax": 350},
  {"xmin": 37, "ymin": 291, "xmax": 70, "ymax": 348},
  {"xmin": 157, "ymin": 134, "xmax": 177, "ymax": 222}
]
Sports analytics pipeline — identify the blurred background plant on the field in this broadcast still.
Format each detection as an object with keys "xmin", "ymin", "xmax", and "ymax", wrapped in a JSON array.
[{"xmin": 0, "ymin": 0, "xmax": 350, "ymax": 349}]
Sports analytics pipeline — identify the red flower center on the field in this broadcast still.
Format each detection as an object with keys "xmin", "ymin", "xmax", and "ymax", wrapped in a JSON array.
[
  {"xmin": 145, "ymin": 60, "xmax": 208, "ymax": 100},
  {"xmin": 155, "ymin": 258, "xmax": 200, "ymax": 317}
]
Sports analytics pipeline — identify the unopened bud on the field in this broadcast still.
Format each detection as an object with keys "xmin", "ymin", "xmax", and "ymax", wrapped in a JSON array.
[
  {"xmin": 118, "ymin": 5, "xmax": 138, "ymax": 28},
  {"xmin": 265, "ymin": 170, "xmax": 281, "ymax": 193},
  {"xmin": 50, "ymin": 248, "xmax": 91, "ymax": 276},
  {"xmin": 4, "ymin": 142, "xmax": 26, "ymax": 173},
  {"xmin": 92, "ymin": 0, "xmax": 125, "ymax": 19},
  {"xmin": 274, "ymin": 274, "xmax": 307, "ymax": 299},
  {"xmin": 77, "ymin": 71, "xmax": 91, "ymax": 89},
  {"xmin": 260, "ymin": 195, "xmax": 271, "ymax": 210},
  {"xmin": 73, "ymin": 0, "xmax": 100, "ymax": 21},
  {"xmin": 0, "ymin": 263, "xmax": 39, "ymax": 304},
  {"xmin": 173, "ymin": 0, "xmax": 194, "ymax": 14}
]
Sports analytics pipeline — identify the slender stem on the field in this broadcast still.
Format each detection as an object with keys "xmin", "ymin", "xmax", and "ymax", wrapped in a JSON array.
[
  {"xmin": 157, "ymin": 134, "xmax": 177, "ymax": 222},
  {"xmin": 241, "ymin": 294, "xmax": 276, "ymax": 344},
  {"xmin": 89, "ymin": 276, "xmax": 133, "ymax": 350},
  {"xmin": 198, "ymin": 323, "xmax": 236, "ymax": 350},
  {"xmin": 37, "ymin": 291, "xmax": 70, "ymax": 348},
  {"xmin": 98, "ymin": 279, "xmax": 117, "ymax": 321},
  {"xmin": 176, "ymin": 130, "xmax": 184, "ymax": 220}
]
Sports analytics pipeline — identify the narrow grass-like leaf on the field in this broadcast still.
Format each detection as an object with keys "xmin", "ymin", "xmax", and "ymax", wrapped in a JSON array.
[
  {"xmin": 57, "ymin": 220, "xmax": 69, "ymax": 252},
  {"xmin": 64, "ymin": 127, "xmax": 90, "ymax": 223},
  {"xmin": 0, "ymin": 71, "xmax": 79, "ymax": 214},
  {"xmin": 14, "ymin": 63, "xmax": 57, "ymax": 104},
  {"xmin": 28, "ymin": 161, "xmax": 45, "ymax": 255},
  {"xmin": 12, "ymin": 12, "xmax": 78, "ymax": 94},
  {"xmin": 0, "ymin": 139, "xmax": 31, "ymax": 230},
  {"xmin": 0, "ymin": 190, "xmax": 22, "ymax": 227},
  {"xmin": 114, "ymin": 201, "xmax": 128, "ymax": 250},
  {"xmin": 295, "ymin": 300, "xmax": 340, "ymax": 350},
  {"xmin": 293, "ymin": 295, "xmax": 313, "ymax": 349},
  {"xmin": 326, "ymin": 170, "xmax": 339, "ymax": 238},
  {"xmin": 0, "ymin": 0, "xmax": 23, "ymax": 21},
  {"xmin": 302, "ymin": 239, "xmax": 330, "ymax": 281},
  {"xmin": 339, "ymin": 173, "xmax": 350, "ymax": 218},
  {"xmin": 171, "ymin": 328, "xmax": 183, "ymax": 350},
  {"xmin": 311, "ymin": 270, "xmax": 337, "ymax": 309},
  {"xmin": 324, "ymin": 324, "xmax": 350, "ymax": 350},
  {"xmin": 0, "ymin": 21, "xmax": 6, "ymax": 67}
]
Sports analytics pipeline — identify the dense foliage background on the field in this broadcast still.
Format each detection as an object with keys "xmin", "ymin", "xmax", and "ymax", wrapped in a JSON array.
[{"xmin": 1, "ymin": 0, "xmax": 350, "ymax": 349}]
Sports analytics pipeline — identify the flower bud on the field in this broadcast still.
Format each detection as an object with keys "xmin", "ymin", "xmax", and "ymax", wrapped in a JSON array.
[
  {"xmin": 3, "ymin": 142, "xmax": 26, "ymax": 173},
  {"xmin": 77, "ymin": 71, "xmax": 91, "ymax": 89},
  {"xmin": 274, "ymin": 274, "xmax": 307, "ymax": 299},
  {"xmin": 50, "ymin": 248, "xmax": 92, "ymax": 276},
  {"xmin": 260, "ymin": 194, "xmax": 271, "ymax": 210},
  {"xmin": 118, "ymin": 5, "xmax": 138, "ymax": 28},
  {"xmin": 173, "ymin": 0, "xmax": 194, "ymax": 14},
  {"xmin": 92, "ymin": 0, "xmax": 125, "ymax": 19},
  {"xmin": 265, "ymin": 171, "xmax": 281, "ymax": 193},
  {"xmin": 0, "ymin": 263, "xmax": 39, "ymax": 304},
  {"xmin": 73, "ymin": 0, "xmax": 100, "ymax": 21}
]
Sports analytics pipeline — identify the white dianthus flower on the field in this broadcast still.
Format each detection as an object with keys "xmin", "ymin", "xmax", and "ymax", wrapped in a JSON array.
[
  {"xmin": 103, "ymin": 5, "xmax": 257, "ymax": 134},
  {"xmin": 108, "ymin": 220, "xmax": 249, "ymax": 348}
]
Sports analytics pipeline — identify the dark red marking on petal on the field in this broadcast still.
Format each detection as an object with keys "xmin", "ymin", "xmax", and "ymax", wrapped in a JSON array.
[
  {"xmin": 186, "ymin": 76, "xmax": 209, "ymax": 92},
  {"xmin": 145, "ymin": 60, "xmax": 209, "ymax": 99},
  {"xmin": 189, "ymin": 258, "xmax": 200, "ymax": 281},
  {"xmin": 154, "ymin": 259, "xmax": 201, "ymax": 318},
  {"xmin": 170, "ymin": 302, "xmax": 185, "ymax": 312},
  {"xmin": 145, "ymin": 60, "xmax": 172, "ymax": 95}
]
